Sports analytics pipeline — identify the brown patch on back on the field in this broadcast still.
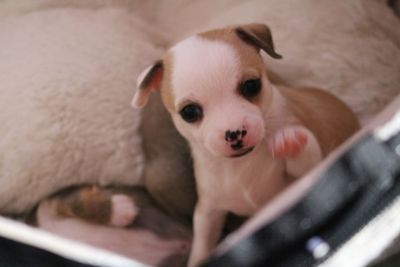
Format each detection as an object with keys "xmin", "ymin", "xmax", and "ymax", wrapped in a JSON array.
[
  {"xmin": 56, "ymin": 185, "xmax": 112, "ymax": 225},
  {"xmin": 280, "ymin": 86, "xmax": 360, "ymax": 155}
]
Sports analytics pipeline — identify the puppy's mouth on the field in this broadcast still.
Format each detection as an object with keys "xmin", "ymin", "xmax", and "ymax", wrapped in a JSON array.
[{"xmin": 230, "ymin": 147, "xmax": 255, "ymax": 158}]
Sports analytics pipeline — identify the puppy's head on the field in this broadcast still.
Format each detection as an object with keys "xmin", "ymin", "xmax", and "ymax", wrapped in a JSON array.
[{"xmin": 132, "ymin": 23, "xmax": 282, "ymax": 158}]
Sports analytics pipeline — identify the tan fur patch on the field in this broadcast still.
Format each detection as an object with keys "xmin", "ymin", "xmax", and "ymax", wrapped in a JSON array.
[
  {"xmin": 159, "ymin": 52, "xmax": 176, "ymax": 112},
  {"xmin": 280, "ymin": 86, "xmax": 360, "ymax": 155},
  {"xmin": 56, "ymin": 186, "xmax": 112, "ymax": 225}
]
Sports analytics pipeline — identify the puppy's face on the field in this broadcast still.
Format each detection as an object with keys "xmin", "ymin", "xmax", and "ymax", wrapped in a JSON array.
[
  {"xmin": 133, "ymin": 24, "xmax": 282, "ymax": 158},
  {"xmin": 169, "ymin": 35, "xmax": 270, "ymax": 158}
]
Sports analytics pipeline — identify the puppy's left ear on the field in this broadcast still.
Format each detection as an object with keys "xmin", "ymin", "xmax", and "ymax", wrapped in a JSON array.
[
  {"xmin": 235, "ymin": 23, "xmax": 282, "ymax": 59},
  {"xmin": 132, "ymin": 60, "xmax": 163, "ymax": 108}
]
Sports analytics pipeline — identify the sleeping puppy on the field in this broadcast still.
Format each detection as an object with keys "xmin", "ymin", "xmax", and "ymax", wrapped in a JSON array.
[
  {"xmin": 34, "ymin": 90, "xmax": 196, "ymax": 266},
  {"xmin": 132, "ymin": 23, "xmax": 359, "ymax": 267},
  {"xmin": 35, "ymin": 185, "xmax": 191, "ymax": 267}
]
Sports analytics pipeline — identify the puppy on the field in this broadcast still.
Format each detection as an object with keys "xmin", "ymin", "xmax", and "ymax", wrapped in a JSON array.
[
  {"xmin": 132, "ymin": 23, "xmax": 360, "ymax": 266},
  {"xmin": 35, "ymin": 185, "xmax": 191, "ymax": 266},
  {"xmin": 33, "ymin": 92, "xmax": 197, "ymax": 266}
]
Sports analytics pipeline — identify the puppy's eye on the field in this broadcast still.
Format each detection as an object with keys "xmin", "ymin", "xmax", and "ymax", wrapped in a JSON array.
[
  {"xmin": 239, "ymin": 79, "xmax": 261, "ymax": 99},
  {"xmin": 179, "ymin": 104, "xmax": 203, "ymax": 123}
]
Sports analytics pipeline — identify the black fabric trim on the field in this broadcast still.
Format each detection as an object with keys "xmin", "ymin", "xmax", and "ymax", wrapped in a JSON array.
[{"xmin": 0, "ymin": 236, "xmax": 98, "ymax": 267}]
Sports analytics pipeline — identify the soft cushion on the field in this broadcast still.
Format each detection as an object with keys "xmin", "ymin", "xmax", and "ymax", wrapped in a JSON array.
[{"xmin": 0, "ymin": 6, "xmax": 166, "ymax": 214}]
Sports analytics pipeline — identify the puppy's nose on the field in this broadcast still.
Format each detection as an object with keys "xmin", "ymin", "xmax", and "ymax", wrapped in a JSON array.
[
  {"xmin": 225, "ymin": 130, "xmax": 238, "ymax": 142},
  {"xmin": 225, "ymin": 129, "xmax": 247, "ymax": 142}
]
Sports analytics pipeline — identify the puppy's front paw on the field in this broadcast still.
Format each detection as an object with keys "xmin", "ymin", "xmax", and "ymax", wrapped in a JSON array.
[
  {"xmin": 110, "ymin": 194, "xmax": 138, "ymax": 227},
  {"xmin": 269, "ymin": 126, "xmax": 308, "ymax": 159}
]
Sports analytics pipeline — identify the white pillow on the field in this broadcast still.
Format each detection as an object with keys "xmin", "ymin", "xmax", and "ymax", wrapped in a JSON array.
[{"xmin": 0, "ymin": 7, "xmax": 166, "ymax": 214}]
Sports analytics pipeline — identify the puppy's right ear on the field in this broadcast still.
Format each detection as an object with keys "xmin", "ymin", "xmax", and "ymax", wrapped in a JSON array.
[
  {"xmin": 132, "ymin": 60, "xmax": 163, "ymax": 108},
  {"xmin": 235, "ymin": 23, "xmax": 282, "ymax": 59}
]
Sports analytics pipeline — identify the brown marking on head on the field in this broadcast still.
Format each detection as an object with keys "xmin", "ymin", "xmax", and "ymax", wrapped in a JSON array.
[
  {"xmin": 199, "ymin": 23, "xmax": 281, "ymax": 65},
  {"xmin": 234, "ymin": 24, "xmax": 282, "ymax": 59}
]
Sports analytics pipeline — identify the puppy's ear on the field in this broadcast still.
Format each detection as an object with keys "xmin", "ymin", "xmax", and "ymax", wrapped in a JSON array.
[
  {"xmin": 235, "ymin": 23, "xmax": 282, "ymax": 59},
  {"xmin": 132, "ymin": 60, "xmax": 163, "ymax": 108}
]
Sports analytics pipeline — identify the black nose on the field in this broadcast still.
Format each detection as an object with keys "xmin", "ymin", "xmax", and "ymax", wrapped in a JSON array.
[
  {"xmin": 225, "ymin": 129, "xmax": 247, "ymax": 142},
  {"xmin": 225, "ymin": 130, "xmax": 238, "ymax": 141}
]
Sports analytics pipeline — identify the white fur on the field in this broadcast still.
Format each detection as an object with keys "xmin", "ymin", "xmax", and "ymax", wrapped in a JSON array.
[
  {"xmin": 187, "ymin": 87, "xmax": 289, "ymax": 215},
  {"xmin": 170, "ymin": 36, "xmax": 268, "ymax": 158},
  {"xmin": 171, "ymin": 36, "xmax": 241, "ymax": 109}
]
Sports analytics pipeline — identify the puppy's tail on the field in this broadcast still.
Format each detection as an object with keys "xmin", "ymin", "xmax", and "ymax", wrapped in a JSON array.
[{"xmin": 36, "ymin": 199, "xmax": 190, "ymax": 266}]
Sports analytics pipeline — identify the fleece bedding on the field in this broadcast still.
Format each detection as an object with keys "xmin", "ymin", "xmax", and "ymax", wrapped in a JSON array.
[{"xmin": 0, "ymin": 0, "xmax": 399, "ymax": 217}]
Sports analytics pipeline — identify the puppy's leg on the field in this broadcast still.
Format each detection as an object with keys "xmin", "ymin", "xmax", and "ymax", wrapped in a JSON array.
[
  {"xmin": 56, "ymin": 186, "xmax": 137, "ymax": 227},
  {"xmin": 188, "ymin": 201, "xmax": 226, "ymax": 267},
  {"xmin": 269, "ymin": 126, "xmax": 322, "ymax": 178}
]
